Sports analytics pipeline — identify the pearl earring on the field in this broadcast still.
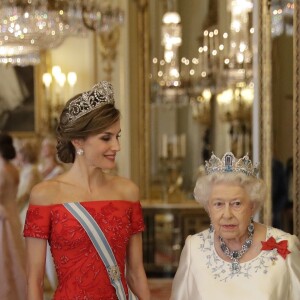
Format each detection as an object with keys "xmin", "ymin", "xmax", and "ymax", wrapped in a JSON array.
[{"xmin": 76, "ymin": 148, "xmax": 84, "ymax": 156}]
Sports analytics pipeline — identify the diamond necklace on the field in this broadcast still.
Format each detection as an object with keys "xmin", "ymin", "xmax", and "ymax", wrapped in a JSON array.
[{"xmin": 219, "ymin": 227, "xmax": 254, "ymax": 273}]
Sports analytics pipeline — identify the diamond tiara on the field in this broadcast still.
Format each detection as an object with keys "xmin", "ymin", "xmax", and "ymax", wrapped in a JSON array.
[
  {"xmin": 205, "ymin": 152, "xmax": 259, "ymax": 177},
  {"xmin": 65, "ymin": 81, "xmax": 115, "ymax": 123}
]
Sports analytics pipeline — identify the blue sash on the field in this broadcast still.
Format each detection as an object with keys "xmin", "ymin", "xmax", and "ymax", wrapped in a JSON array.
[{"xmin": 63, "ymin": 202, "xmax": 138, "ymax": 300}]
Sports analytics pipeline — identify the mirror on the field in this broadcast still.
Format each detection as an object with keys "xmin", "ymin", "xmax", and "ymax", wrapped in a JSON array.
[
  {"xmin": 259, "ymin": 0, "xmax": 299, "ymax": 235},
  {"xmin": 293, "ymin": 0, "xmax": 300, "ymax": 237},
  {"xmin": 148, "ymin": 0, "xmax": 254, "ymax": 202},
  {"xmin": 129, "ymin": 0, "xmax": 300, "ymax": 236}
]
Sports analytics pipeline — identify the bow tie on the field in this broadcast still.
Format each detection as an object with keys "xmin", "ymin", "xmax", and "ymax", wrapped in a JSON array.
[{"xmin": 261, "ymin": 236, "xmax": 291, "ymax": 259}]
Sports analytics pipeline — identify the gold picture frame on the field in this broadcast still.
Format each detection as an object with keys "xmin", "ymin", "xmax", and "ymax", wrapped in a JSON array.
[{"xmin": 0, "ymin": 59, "xmax": 44, "ymax": 138}]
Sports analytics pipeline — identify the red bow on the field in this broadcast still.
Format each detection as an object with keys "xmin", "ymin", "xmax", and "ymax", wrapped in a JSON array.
[{"xmin": 261, "ymin": 236, "xmax": 291, "ymax": 259}]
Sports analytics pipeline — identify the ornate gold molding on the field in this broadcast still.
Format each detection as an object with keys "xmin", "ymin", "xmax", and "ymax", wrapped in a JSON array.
[
  {"xmin": 129, "ymin": 0, "xmax": 150, "ymax": 199},
  {"xmin": 97, "ymin": 28, "xmax": 121, "ymax": 82},
  {"xmin": 260, "ymin": 0, "xmax": 273, "ymax": 226},
  {"xmin": 294, "ymin": 0, "xmax": 300, "ymax": 237},
  {"xmin": 261, "ymin": 0, "xmax": 300, "ymax": 236}
]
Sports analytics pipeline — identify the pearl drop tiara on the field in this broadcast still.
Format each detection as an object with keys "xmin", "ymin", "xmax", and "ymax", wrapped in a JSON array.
[
  {"xmin": 65, "ymin": 81, "xmax": 115, "ymax": 123},
  {"xmin": 205, "ymin": 152, "xmax": 259, "ymax": 177}
]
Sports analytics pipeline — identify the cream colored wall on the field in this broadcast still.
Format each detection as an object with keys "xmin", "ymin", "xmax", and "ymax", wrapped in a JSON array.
[
  {"xmin": 113, "ymin": 0, "xmax": 131, "ymax": 180},
  {"xmin": 48, "ymin": 0, "xmax": 132, "ymax": 180},
  {"xmin": 49, "ymin": 32, "xmax": 96, "ymax": 97}
]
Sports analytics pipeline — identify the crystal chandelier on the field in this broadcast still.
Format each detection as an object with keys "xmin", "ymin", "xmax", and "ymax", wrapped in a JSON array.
[
  {"xmin": 151, "ymin": 0, "xmax": 255, "ymax": 125},
  {"xmin": 0, "ymin": 0, "xmax": 124, "ymax": 65},
  {"xmin": 160, "ymin": 11, "xmax": 182, "ymax": 87},
  {"xmin": 190, "ymin": 0, "xmax": 253, "ymax": 89},
  {"xmin": 152, "ymin": 0, "xmax": 254, "ymax": 90},
  {"xmin": 150, "ymin": 7, "xmax": 188, "ymax": 106},
  {"xmin": 227, "ymin": 0, "xmax": 253, "ymax": 75}
]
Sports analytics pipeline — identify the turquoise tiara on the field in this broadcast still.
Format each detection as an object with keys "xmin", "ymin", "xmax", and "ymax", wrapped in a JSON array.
[{"xmin": 205, "ymin": 152, "xmax": 259, "ymax": 177}]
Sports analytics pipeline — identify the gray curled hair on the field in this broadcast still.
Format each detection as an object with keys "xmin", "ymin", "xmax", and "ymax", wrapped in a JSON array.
[
  {"xmin": 194, "ymin": 172, "xmax": 267, "ymax": 213},
  {"xmin": 56, "ymin": 94, "xmax": 120, "ymax": 164}
]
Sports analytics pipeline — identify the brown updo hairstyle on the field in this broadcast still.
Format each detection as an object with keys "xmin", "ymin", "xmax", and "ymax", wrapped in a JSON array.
[
  {"xmin": 0, "ymin": 133, "xmax": 16, "ymax": 160},
  {"xmin": 56, "ymin": 93, "xmax": 120, "ymax": 163}
]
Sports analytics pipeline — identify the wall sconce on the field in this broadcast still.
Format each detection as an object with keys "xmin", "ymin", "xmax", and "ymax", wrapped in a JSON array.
[{"xmin": 42, "ymin": 66, "xmax": 77, "ymax": 132}]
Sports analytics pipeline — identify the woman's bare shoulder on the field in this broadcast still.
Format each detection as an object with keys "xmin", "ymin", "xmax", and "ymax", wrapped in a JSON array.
[
  {"xmin": 108, "ymin": 175, "xmax": 140, "ymax": 202},
  {"xmin": 29, "ymin": 180, "xmax": 61, "ymax": 206}
]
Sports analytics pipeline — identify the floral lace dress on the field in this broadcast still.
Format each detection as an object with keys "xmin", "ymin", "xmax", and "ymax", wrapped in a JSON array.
[
  {"xmin": 170, "ymin": 226, "xmax": 300, "ymax": 300},
  {"xmin": 24, "ymin": 200, "xmax": 145, "ymax": 300}
]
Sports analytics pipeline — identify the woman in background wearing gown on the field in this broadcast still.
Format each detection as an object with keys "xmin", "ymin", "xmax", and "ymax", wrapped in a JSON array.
[
  {"xmin": 15, "ymin": 139, "xmax": 41, "ymax": 228},
  {"xmin": 37, "ymin": 135, "xmax": 65, "ymax": 292},
  {"xmin": 38, "ymin": 136, "xmax": 65, "ymax": 181},
  {"xmin": 0, "ymin": 133, "xmax": 26, "ymax": 299},
  {"xmin": 170, "ymin": 152, "xmax": 300, "ymax": 300},
  {"xmin": 23, "ymin": 81, "xmax": 150, "ymax": 300}
]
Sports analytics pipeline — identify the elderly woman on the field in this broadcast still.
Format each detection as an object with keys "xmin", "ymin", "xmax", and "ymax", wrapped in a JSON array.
[{"xmin": 170, "ymin": 152, "xmax": 300, "ymax": 300}]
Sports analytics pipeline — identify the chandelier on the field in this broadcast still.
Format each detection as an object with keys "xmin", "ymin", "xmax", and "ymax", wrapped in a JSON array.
[
  {"xmin": 151, "ymin": 0, "xmax": 254, "ymax": 125},
  {"xmin": 271, "ymin": 0, "xmax": 294, "ymax": 37},
  {"xmin": 160, "ymin": 11, "xmax": 182, "ymax": 87},
  {"xmin": 216, "ymin": 82, "xmax": 254, "ymax": 122},
  {"xmin": 186, "ymin": 0, "xmax": 253, "ymax": 90},
  {"xmin": 0, "ymin": 0, "xmax": 124, "ymax": 65}
]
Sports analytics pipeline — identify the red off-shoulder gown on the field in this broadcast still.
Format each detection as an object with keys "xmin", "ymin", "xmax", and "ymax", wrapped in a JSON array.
[{"xmin": 24, "ymin": 200, "xmax": 145, "ymax": 300}]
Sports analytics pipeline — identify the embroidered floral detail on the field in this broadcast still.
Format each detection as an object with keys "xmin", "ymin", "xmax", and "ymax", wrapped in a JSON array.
[
  {"xmin": 23, "ymin": 207, "xmax": 50, "ymax": 239},
  {"xmin": 60, "ymin": 255, "xmax": 70, "ymax": 264},
  {"xmin": 261, "ymin": 236, "xmax": 291, "ymax": 259},
  {"xmin": 197, "ymin": 227, "xmax": 292, "ymax": 282},
  {"xmin": 23, "ymin": 201, "xmax": 144, "ymax": 299}
]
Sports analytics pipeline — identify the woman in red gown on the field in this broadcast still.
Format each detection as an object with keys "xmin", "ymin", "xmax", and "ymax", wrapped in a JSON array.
[{"xmin": 24, "ymin": 82, "xmax": 150, "ymax": 300}]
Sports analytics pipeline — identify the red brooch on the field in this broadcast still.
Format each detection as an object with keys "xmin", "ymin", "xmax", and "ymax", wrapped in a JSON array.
[{"xmin": 261, "ymin": 236, "xmax": 291, "ymax": 259}]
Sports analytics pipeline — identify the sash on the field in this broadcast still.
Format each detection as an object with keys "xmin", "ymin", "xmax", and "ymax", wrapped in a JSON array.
[{"xmin": 63, "ymin": 202, "xmax": 138, "ymax": 300}]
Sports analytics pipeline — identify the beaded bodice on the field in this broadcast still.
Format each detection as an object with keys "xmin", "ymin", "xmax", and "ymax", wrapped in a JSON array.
[{"xmin": 24, "ymin": 200, "xmax": 144, "ymax": 300}]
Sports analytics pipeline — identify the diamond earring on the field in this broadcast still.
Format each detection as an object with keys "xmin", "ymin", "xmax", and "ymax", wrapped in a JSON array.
[{"xmin": 76, "ymin": 148, "xmax": 84, "ymax": 156}]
